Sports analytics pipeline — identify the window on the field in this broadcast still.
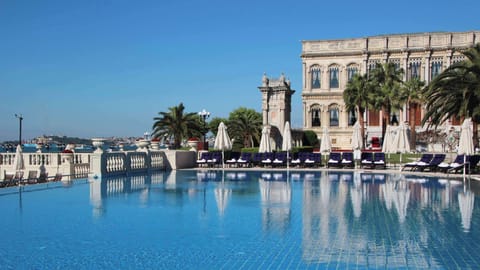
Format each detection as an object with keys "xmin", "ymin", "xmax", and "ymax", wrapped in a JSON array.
[
  {"xmin": 431, "ymin": 60, "xmax": 442, "ymax": 79},
  {"xmin": 389, "ymin": 59, "xmax": 401, "ymax": 70},
  {"xmin": 329, "ymin": 67, "xmax": 339, "ymax": 88},
  {"xmin": 311, "ymin": 107, "xmax": 321, "ymax": 127},
  {"xmin": 348, "ymin": 110, "xmax": 356, "ymax": 126},
  {"xmin": 409, "ymin": 61, "xmax": 421, "ymax": 80},
  {"xmin": 329, "ymin": 107, "xmax": 339, "ymax": 127},
  {"xmin": 311, "ymin": 66, "xmax": 321, "ymax": 89},
  {"xmin": 367, "ymin": 60, "xmax": 380, "ymax": 74},
  {"xmin": 347, "ymin": 66, "xmax": 358, "ymax": 82}
]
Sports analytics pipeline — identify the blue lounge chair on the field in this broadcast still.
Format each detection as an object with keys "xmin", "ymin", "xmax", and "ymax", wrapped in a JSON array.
[
  {"xmin": 252, "ymin": 153, "xmax": 264, "ymax": 166},
  {"xmin": 440, "ymin": 155, "xmax": 480, "ymax": 174},
  {"xmin": 207, "ymin": 152, "xmax": 223, "ymax": 168},
  {"xmin": 373, "ymin": 152, "xmax": 386, "ymax": 169},
  {"xmin": 327, "ymin": 152, "xmax": 342, "ymax": 168},
  {"xmin": 341, "ymin": 152, "xmax": 354, "ymax": 168},
  {"xmin": 291, "ymin": 152, "xmax": 308, "ymax": 167},
  {"xmin": 236, "ymin": 152, "xmax": 252, "ymax": 167},
  {"xmin": 360, "ymin": 152, "xmax": 374, "ymax": 168},
  {"xmin": 312, "ymin": 153, "xmax": 322, "ymax": 167},
  {"xmin": 402, "ymin": 153, "xmax": 433, "ymax": 171},
  {"xmin": 196, "ymin": 152, "xmax": 211, "ymax": 167},
  {"xmin": 272, "ymin": 152, "xmax": 287, "ymax": 167},
  {"xmin": 225, "ymin": 152, "xmax": 241, "ymax": 167},
  {"xmin": 261, "ymin": 152, "xmax": 275, "ymax": 167},
  {"xmin": 416, "ymin": 154, "xmax": 446, "ymax": 172}
]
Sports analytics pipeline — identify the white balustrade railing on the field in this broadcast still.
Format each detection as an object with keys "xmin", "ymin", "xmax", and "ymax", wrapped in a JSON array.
[{"xmin": 0, "ymin": 149, "xmax": 167, "ymax": 181}]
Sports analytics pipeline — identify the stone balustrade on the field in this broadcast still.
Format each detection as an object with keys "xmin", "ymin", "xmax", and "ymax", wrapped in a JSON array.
[{"xmin": 0, "ymin": 145, "xmax": 197, "ymax": 182}]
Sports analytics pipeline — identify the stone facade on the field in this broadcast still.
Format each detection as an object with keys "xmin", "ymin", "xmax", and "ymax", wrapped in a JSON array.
[
  {"xmin": 301, "ymin": 31, "xmax": 480, "ymax": 150},
  {"xmin": 258, "ymin": 73, "xmax": 295, "ymax": 149}
]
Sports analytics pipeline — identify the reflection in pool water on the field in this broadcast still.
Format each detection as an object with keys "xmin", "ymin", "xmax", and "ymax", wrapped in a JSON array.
[{"xmin": 0, "ymin": 170, "xmax": 478, "ymax": 269}]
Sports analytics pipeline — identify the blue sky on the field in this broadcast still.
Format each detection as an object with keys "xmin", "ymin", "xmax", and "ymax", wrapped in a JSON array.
[{"xmin": 0, "ymin": 0, "xmax": 478, "ymax": 141}]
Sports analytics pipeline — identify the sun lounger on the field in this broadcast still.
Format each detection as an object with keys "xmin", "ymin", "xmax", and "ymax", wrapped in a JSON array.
[
  {"xmin": 37, "ymin": 172, "xmax": 48, "ymax": 183},
  {"xmin": 416, "ymin": 154, "xmax": 446, "ymax": 172},
  {"xmin": 236, "ymin": 152, "xmax": 252, "ymax": 167},
  {"xmin": 402, "ymin": 153, "xmax": 433, "ymax": 171},
  {"xmin": 261, "ymin": 152, "xmax": 275, "ymax": 167},
  {"xmin": 196, "ymin": 152, "xmax": 211, "ymax": 168},
  {"xmin": 360, "ymin": 152, "xmax": 374, "ymax": 168},
  {"xmin": 207, "ymin": 152, "xmax": 223, "ymax": 167},
  {"xmin": 252, "ymin": 153, "xmax": 264, "ymax": 166},
  {"xmin": 341, "ymin": 152, "xmax": 354, "ymax": 168},
  {"xmin": 24, "ymin": 170, "xmax": 38, "ymax": 184},
  {"xmin": 225, "ymin": 152, "xmax": 240, "ymax": 168},
  {"xmin": 327, "ymin": 152, "xmax": 342, "ymax": 168},
  {"xmin": 439, "ymin": 155, "xmax": 480, "ymax": 173},
  {"xmin": 291, "ymin": 152, "xmax": 308, "ymax": 167},
  {"xmin": 373, "ymin": 152, "xmax": 386, "ymax": 169},
  {"xmin": 272, "ymin": 152, "xmax": 287, "ymax": 167}
]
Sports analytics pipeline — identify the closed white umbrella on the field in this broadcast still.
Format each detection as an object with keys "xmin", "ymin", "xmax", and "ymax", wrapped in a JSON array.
[
  {"xmin": 259, "ymin": 125, "xmax": 272, "ymax": 153},
  {"xmin": 392, "ymin": 122, "xmax": 410, "ymax": 165},
  {"xmin": 213, "ymin": 122, "xmax": 232, "ymax": 168},
  {"xmin": 351, "ymin": 121, "xmax": 363, "ymax": 162},
  {"xmin": 381, "ymin": 125, "xmax": 395, "ymax": 154},
  {"xmin": 351, "ymin": 121, "xmax": 362, "ymax": 150},
  {"xmin": 13, "ymin": 145, "xmax": 24, "ymax": 171},
  {"xmin": 458, "ymin": 118, "xmax": 474, "ymax": 177},
  {"xmin": 282, "ymin": 121, "xmax": 292, "ymax": 169},
  {"xmin": 320, "ymin": 127, "xmax": 331, "ymax": 153}
]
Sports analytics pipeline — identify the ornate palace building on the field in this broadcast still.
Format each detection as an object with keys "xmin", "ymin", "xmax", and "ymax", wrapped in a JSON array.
[{"xmin": 301, "ymin": 31, "xmax": 480, "ymax": 150}]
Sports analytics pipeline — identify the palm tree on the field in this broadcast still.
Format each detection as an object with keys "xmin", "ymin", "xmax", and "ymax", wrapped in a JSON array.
[
  {"xmin": 228, "ymin": 107, "xmax": 262, "ymax": 148},
  {"xmin": 369, "ymin": 62, "xmax": 405, "ymax": 137},
  {"xmin": 343, "ymin": 73, "xmax": 371, "ymax": 148},
  {"xmin": 422, "ymin": 43, "xmax": 480, "ymax": 146},
  {"xmin": 152, "ymin": 103, "xmax": 202, "ymax": 148},
  {"xmin": 401, "ymin": 77, "xmax": 425, "ymax": 149}
]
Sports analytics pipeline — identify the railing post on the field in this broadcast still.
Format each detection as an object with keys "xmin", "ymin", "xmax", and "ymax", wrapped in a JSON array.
[{"xmin": 89, "ymin": 152, "xmax": 106, "ymax": 179}]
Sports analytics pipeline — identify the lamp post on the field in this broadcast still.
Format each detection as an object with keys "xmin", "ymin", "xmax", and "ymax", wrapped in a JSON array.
[
  {"xmin": 198, "ymin": 109, "xmax": 210, "ymax": 151},
  {"xmin": 15, "ymin": 114, "xmax": 23, "ymax": 147}
]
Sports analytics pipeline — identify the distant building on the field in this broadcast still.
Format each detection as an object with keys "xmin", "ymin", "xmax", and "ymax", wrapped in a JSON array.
[{"xmin": 301, "ymin": 31, "xmax": 480, "ymax": 150}]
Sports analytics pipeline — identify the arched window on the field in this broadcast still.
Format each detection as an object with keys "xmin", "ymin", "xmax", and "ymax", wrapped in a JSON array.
[
  {"xmin": 431, "ymin": 59, "xmax": 442, "ymax": 79},
  {"xmin": 346, "ymin": 65, "xmax": 358, "ymax": 82},
  {"xmin": 329, "ymin": 66, "xmax": 339, "ymax": 88},
  {"xmin": 329, "ymin": 106, "xmax": 339, "ymax": 127},
  {"xmin": 311, "ymin": 65, "xmax": 321, "ymax": 89},
  {"xmin": 311, "ymin": 105, "xmax": 321, "ymax": 127},
  {"xmin": 408, "ymin": 59, "xmax": 421, "ymax": 80}
]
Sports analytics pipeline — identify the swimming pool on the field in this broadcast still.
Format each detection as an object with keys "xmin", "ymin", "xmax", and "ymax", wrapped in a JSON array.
[{"xmin": 0, "ymin": 170, "xmax": 478, "ymax": 269}]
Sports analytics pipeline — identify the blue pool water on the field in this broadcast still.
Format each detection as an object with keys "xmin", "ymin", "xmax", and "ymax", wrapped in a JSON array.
[{"xmin": 0, "ymin": 170, "xmax": 479, "ymax": 269}]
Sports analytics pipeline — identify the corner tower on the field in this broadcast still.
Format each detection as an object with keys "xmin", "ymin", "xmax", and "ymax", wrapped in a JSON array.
[{"xmin": 258, "ymin": 73, "xmax": 295, "ymax": 136}]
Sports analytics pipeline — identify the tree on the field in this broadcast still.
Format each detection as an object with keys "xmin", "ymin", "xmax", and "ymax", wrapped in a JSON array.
[
  {"xmin": 227, "ymin": 107, "xmax": 262, "ymax": 148},
  {"xmin": 208, "ymin": 117, "xmax": 229, "ymax": 137},
  {"xmin": 343, "ymin": 73, "xmax": 372, "ymax": 148},
  {"xmin": 151, "ymin": 103, "xmax": 202, "ymax": 148},
  {"xmin": 422, "ymin": 43, "xmax": 480, "ymax": 146},
  {"xmin": 401, "ymin": 77, "xmax": 425, "ymax": 150},
  {"xmin": 369, "ymin": 62, "xmax": 405, "ymax": 138}
]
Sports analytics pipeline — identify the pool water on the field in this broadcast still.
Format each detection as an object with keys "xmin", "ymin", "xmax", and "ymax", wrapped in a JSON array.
[{"xmin": 0, "ymin": 170, "xmax": 478, "ymax": 269}]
